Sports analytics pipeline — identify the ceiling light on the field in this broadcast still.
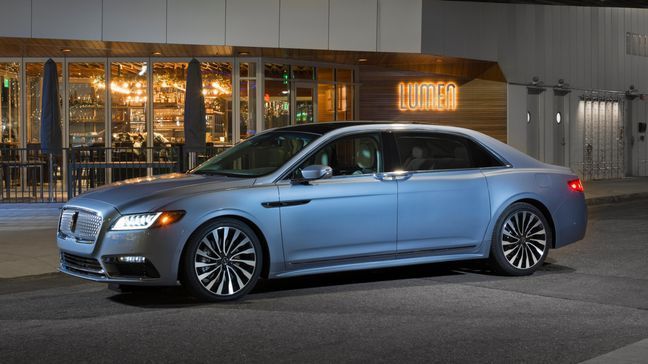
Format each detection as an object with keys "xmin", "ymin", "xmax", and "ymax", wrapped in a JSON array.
[
  {"xmin": 238, "ymin": 51, "xmax": 249, "ymax": 56},
  {"xmin": 357, "ymin": 58, "xmax": 368, "ymax": 62},
  {"xmin": 152, "ymin": 51, "xmax": 162, "ymax": 56},
  {"xmin": 61, "ymin": 48, "xmax": 71, "ymax": 53}
]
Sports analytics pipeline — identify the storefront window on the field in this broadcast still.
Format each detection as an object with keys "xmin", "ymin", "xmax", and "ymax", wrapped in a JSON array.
[
  {"xmin": 318, "ymin": 68, "xmax": 334, "ymax": 82},
  {"xmin": 265, "ymin": 63, "xmax": 290, "ymax": 79},
  {"xmin": 26, "ymin": 62, "xmax": 63, "ymax": 146},
  {"xmin": 240, "ymin": 62, "xmax": 257, "ymax": 140},
  {"xmin": 317, "ymin": 67, "xmax": 335, "ymax": 122},
  {"xmin": 0, "ymin": 63, "xmax": 20, "ymax": 146},
  {"xmin": 202, "ymin": 62, "xmax": 233, "ymax": 146},
  {"xmin": 110, "ymin": 62, "xmax": 147, "ymax": 148},
  {"xmin": 68, "ymin": 63, "xmax": 105, "ymax": 147},
  {"xmin": 293, "ymin": 65, "xmax": 314, "ymax": 80},
  {"xmin": 264, "ymin": 80, "xmax": 290, "ymax": 129},
  {"xmin": 336, "ymin": 83, "xmax": 353, "ymax": 120},
  {"xmin": 153, "ymin": 62, "xmax": 187, "ymax": 145},
  {"xmin": 318, "ymin": 83, "xmax": 335, "ymax": 122}
]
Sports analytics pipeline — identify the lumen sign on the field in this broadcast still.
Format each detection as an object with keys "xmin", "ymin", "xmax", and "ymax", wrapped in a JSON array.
[{"xmin": 398, "ymin": 82, "xmax": 458, "ymax": 111}]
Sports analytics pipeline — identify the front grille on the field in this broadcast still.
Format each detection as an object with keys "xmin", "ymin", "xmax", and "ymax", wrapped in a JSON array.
[
  {"xmin": 61, "ymin": 252, "xmax": 105, "ymax": 278},
  {"xmin": 59, "ymin": 208, "xmax": 103, "ymax": 243}
]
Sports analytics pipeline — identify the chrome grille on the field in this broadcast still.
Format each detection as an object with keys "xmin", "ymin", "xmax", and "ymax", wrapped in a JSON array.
[
  {"xmin": 60, "ymin": 252, "xmax": 105, "ymax": 278},
  {"xmin": 59, "ymin": 208, "xmax": 103, "ymax": 243}
]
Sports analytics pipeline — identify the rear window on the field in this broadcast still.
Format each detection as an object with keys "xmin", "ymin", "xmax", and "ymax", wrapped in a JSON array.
[{"xmin": 394, "ymin": 132, "xmax": 503, "ymax": 171}]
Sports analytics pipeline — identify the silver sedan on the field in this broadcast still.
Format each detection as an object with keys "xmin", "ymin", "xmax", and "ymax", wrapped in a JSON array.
[{"xmin": 57, "ymin": 122, "xmax": 587, "ymax": 301}]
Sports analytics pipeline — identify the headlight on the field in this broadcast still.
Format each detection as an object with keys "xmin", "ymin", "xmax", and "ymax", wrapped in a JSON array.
[{"xmin": 110, "ymin": 211, "xmax": 184, "ymax": 231}]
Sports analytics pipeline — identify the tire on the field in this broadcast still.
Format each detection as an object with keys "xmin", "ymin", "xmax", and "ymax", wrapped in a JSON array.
[
  {"xmin": 489, "ymin": 202, "xmax": 552, "ymax": 276},
  {"xmin": 181, "ymin": 218, "xmax": 263, "ymax": 302}
]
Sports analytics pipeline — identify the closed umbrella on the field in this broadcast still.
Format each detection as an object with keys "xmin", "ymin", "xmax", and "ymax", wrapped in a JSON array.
[
  {"xmin": 40, "ymin": 59, "xmax": 62, "ymax": 201},
  {"xmin": 184, "ymin": 58, "xmax": 206, "ymax": 169}
]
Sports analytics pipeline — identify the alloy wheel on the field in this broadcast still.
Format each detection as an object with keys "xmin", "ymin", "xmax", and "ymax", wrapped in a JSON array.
[
  {"xmin": 501, "ymin": 211, "xmax": 547, "ymax": 270},
  {"xmin": 194, "ymin": 226, "xmax": 257, "ymax": 296}
]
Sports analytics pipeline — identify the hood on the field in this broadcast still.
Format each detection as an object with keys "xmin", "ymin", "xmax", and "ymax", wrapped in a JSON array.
[{"xmin": 72, "ymin": 173, "xmax": 255, "ymax": 213}]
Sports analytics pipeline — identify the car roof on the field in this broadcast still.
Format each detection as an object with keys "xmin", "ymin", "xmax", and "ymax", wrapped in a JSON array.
[{"xmin": 272, "ymin": 121, "xmax": 406, "ymax": 135}]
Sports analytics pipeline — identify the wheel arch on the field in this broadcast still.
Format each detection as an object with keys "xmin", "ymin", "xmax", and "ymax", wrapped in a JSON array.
[
  {"xmin": 177, "ymin": 214, "xmax": 272, "ymax": 281},
  {"xmin": 509, "ymin": 198, "xmax": 557, "ymax": 249}
]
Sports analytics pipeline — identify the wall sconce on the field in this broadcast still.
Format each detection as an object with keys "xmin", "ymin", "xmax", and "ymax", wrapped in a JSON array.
[
  {"xmin": 526, "ymin": 111, "xmax": 531, "ymax": 123},
  {"xmin": 555, "ymin": 112, "xmax": 562, "ymax": 124},
  {"xmin": 626, "ymin": 84, "xmax": 639, "ymax": 99}
]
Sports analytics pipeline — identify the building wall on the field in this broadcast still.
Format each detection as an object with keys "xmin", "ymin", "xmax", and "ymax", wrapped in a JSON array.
[
  {"xmin": 421, "ymin": 0, "xmax": 648, "ymax": 177},
  {"xmin": 422, "ymin": 0, "xmax": 648, "ymax": 92},
  {"xmin": 359, "ymin": 67, "xmax": 507, "ymax": 142},
  {"xmin": 0, "ymin": 0, "xmax": 422, "ymax": 53}
]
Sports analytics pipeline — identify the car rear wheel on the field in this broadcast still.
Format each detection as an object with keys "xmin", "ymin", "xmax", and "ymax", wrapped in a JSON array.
[
  {"xmin": 181, "ymin": 218, "xmax": 262, "ymax": 301},
  {"xmin": 489, "ymin": 202, "xmax": 551, "ymax": 276}
]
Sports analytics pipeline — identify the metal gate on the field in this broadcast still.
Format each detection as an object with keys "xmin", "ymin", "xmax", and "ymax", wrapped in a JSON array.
[{"xmin": 582, "ymin": 97, "xmax": 624, "ymax": 180}]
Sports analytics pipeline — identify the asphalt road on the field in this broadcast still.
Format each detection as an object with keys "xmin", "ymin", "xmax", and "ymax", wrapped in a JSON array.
[{"xmin": 1, "ymin": 200, "xmax": 647, "ymax": 363}]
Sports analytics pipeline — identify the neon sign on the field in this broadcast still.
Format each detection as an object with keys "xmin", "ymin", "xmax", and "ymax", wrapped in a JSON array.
[{"xmin": 398, "ymin": 82, "xmax": 458, "ymax": 111}]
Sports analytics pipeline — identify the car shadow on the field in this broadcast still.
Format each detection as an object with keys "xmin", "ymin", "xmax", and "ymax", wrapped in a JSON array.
[{"xmin": 107, "ymin": 259, "xmax": 575, "ymax": 308}]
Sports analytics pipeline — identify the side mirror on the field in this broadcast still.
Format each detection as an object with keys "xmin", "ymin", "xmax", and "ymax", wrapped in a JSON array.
[{"xmin": 293, "ymin": 165, "xmax": 333, "ymax": 184}]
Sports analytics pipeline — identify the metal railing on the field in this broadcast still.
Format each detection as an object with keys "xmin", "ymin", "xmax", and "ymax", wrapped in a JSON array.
[{"xmin": 0, "ymin": 145, "xmax": 227, "ymax": 203}]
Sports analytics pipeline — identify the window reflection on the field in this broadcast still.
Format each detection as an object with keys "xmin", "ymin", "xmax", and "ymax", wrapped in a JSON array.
[
  {"xmin": 318, "ymin": 83, "xmax": 335, "ymax": 122},
  {"xmin": 0, "ymin": 63, "xmax": 20, "ymax": 146},
  {"xmin": 110, "ymin": 62, "xmax": 147, "ymax": 148},
  {"xmin": 239, "ymin": 62, "xmax": 257, "ymax": 140},
  {"xmin": 68, "ymin": 63, "xmax": 105, "ymax": 147},
  {"xmin": 202, "ymin": 62, "xmax": 233, "ymax": 146},
  {"xmin": 153, "ymin": 62, "xmax": 187, "ymax": 145},
  {"xmin": 264, "ymin": 80, "xmax": 290, "ymax": 129}
]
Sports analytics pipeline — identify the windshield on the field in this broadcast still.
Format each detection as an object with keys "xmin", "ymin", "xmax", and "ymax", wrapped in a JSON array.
[{"xmin": 192, "ymin": 131, "xmax": 320, "ymax": 178}]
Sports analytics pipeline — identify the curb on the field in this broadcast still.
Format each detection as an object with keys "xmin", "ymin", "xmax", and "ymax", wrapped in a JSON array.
[{"xmin": 586, "ymin": 192, "xmax": 648, "ymax": 206}]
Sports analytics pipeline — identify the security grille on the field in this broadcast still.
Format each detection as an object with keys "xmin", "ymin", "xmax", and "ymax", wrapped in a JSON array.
[
  {"xmin": 58, "ymin": 208, "xmax": 103, "ymax": 243},
  {"xmin": 582, "ymin": 98, "xmax": 625, "ymax": 180}
]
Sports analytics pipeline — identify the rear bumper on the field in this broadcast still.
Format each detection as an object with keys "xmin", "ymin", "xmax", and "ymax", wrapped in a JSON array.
[{"xmin": 552, "ymin": 192, "xmax": 587, "ymax": 248}]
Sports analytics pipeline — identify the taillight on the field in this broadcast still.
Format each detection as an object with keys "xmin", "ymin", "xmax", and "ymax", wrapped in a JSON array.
[{"xmin": 568, "ymin": 178, "xmax": 584, "ymax": 192}]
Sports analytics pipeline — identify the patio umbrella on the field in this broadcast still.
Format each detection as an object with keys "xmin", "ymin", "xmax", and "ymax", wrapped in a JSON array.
[
  {"xmin": 40, "ymin": 59, "xmax": 62, "ymax": 156},
  {"xmin": 40, "ymin": 59, "xmax": 62, "ymax": 202},
  {"xmin": 184, "ymin": 58, "xmax": 206, "ymax": 168}
]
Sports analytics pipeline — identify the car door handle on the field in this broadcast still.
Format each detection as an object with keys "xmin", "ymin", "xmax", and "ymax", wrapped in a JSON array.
[{"xmin": 374, "ymin": 171, "xmax": 412, "ymax": 181}]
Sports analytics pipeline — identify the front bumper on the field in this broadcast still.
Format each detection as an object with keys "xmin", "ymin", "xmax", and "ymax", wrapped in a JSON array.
[{"xmin": 57, "ymin": 200, "xmax": 189, "ymax": 286}]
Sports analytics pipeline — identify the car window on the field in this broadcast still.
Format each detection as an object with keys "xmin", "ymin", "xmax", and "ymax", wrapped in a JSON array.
[
  {"xmin": 192, "ymin": 131, "xmax": 319, "ymax": 177},
  {"xmin": 394, "ymin": 132, "xmax": 503, "ymax": 171},
  {"xmin": 295, "ymin": 133, "xmax": 383, "ymax": 178}
]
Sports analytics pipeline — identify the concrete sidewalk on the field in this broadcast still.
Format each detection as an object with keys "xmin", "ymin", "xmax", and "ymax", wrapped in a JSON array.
[
  {"xmin": 584, "ymin": 177, "xmax": 648, "ymax": 205},
  {"xmin": 0, "ymin": 177, "xmax": 647, "ymax": 279}
]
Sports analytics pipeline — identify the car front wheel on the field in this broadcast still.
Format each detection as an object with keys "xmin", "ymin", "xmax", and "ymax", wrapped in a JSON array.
[
  {"xmin": 489, "ymin": 202, "xmax": 551, "ymax": 276},
  {"xmin": 181, "ymin": 218, "xmax": 262, "ymax": 301}
]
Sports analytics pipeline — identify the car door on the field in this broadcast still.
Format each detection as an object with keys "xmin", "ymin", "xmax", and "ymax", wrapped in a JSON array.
[
  {"xmin": 276, "ymin": 132, "xmax": 398, "ymax": 268},
  {"xmin": 392, "ymin": 131, "xmax": 498, "ymax": 254}
]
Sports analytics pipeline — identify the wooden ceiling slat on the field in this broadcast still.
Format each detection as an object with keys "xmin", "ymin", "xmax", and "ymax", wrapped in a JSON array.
[{"xmin": 0, "ymin": 37, "xmax": 503, "ymax": 80}]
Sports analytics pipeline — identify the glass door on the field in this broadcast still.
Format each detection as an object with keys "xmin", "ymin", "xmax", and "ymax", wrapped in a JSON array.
[{"xmin": 293, "ymin": 82, "xmax": 315, "ymax": 124}]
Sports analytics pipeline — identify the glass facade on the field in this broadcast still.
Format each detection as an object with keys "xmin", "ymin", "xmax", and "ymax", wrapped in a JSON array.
[
  {"xmin": 0, "ymin": 62, "xmax": 20, "ymax": 146},
  {"xmin": 202, "ymin": 62, "xmax": 233, "ymax": 146},
  {"xmin": 239, "ymin": 62, "xmax": 257, "ymax": 141},
  {"xmin": 68, "ymin": 62, "xmax": 105, "ymax": 147},
  {"xmin": 110, "ymin": 61, "xmax": 148, "ymax": 148},
  {"xmin": 153, "ymin": 62, "xmax": 187, "ymax": 145},
  {"xmin": 0, "ymin": 57, "xmax": 356, "ymax": 152}
]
